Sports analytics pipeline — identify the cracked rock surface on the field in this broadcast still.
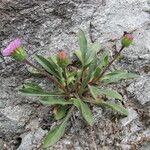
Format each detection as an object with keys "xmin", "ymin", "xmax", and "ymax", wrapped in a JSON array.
[{"xmin": 0, "ymin": 0, "xmax": 150, "ymax": 149}]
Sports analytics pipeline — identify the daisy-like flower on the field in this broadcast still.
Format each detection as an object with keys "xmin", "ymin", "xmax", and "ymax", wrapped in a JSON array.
[
  {"xmin": 2, "ymin": 38, "xmax": 27, "ymax": 61},
  {"xmin": 2, "ymin": 38, "xmax": 22, "ymax": 56}
]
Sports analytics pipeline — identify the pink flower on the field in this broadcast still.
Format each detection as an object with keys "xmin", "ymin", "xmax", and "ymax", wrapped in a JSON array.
[
  {"xmin": 2, "ymin": 38, "xmax": 22, "ymax": 56},
  {"xmin": 57, "ymin": 51, "xmax": 68, "ymax": 60},
  {"xmin": 57, "ymin": 51, "xmax": 69, "ymax": 68},
  {"xmin": 124, "ymin": 33, "xmax": 134, "ymax": 41}
]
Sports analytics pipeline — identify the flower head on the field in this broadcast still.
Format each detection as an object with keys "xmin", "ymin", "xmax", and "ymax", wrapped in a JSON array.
[
  {"xmin": 57, "ymin": 51, "xmax": 68, "ymax": 60},
  {"xmin": 2, "ymin": 38, "xmax": 22, "ymax": 56},
  {"xmin": 57, "ymin": 51, "xmax": 69, "ymax": 68},
  {"xmin": 1, "ymin": 38, "xmax": 27, "ymax": 61},
  {"xmin": 121, "ymin": 32, "xmax": 134, "ymax": 47}
]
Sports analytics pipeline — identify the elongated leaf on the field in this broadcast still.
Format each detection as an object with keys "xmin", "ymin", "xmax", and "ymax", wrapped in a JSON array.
[
  {"xmin": 78, "ymin": 30, "xmax": 87, "ymax": 65},
  {"xmin": 85, "ymin": 42, "xmax": 100, "ymax": 65},
  {"xmin": 82, "ymin": 56, "xmax": 97, "ymax": 88},
  {"xmin": 88, "ymin": 85, "xmax": 123, "ymax": 101},
  {"xmin": 102, "ymin": 70, "xmax": 139, "ymax": 84},
  {"xmin": 20, "ymin": 88, "xmax": 61, "ymax": 97},
  {"xmin": 43, "ymin": 106, "xmax": 74, "ymax": 148},
  {"xmin": 20, "ymin": 82, "xmax": 62, "ymax": 97},
  {"xmin": 43, "ymin": 116, "xmax": 67, "ymax": 148},
  {"xmin": 75, "ymin": 50, "xmax": 83, "ymax": 64},
  {"xmin": 27, "ymin": 67, "xmax": 43, "ymax": 77},
  {"xmin": 92, "ymin": 53, "xmax": 108, "ymax": 80},
  {"xmin": 23, "ymin": 82, "xmax": 43, "ymax": 91},
  {"xmin": 40, "ymin": 97, "xmax": 73, "ymax": 105},
  {"xmin": 35, "ymin": 55, "xmax": 61, "ymax": 79},
  {"xmin": 54, "ymin": 106, "xmax": 67, "ymax": 120},
  {"xmin": 100, "ymin": 101, "xmax": 128, "ymax": 116},
  {"xmin": 68, "ymin": 71, "xmax": 76, "ymax": 84},
  {"xmin": 73, "ymin": 98, "xmax": 93, "ymax": 126},
  {"xmin": 97, "ymin": 53, "xmax": 109, "ymax": 69}
]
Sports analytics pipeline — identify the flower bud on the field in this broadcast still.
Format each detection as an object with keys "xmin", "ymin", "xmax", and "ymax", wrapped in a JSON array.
[
  {"xmin": 121, "ymin": 33, "xmax": 133, "ymax": 47},
  {"xmin": 57, "ymin": 51, "xmax": 69, "ymax": 68},
  {"xmin": 2, "ymin": 38, "xmax": 27, "ymax": 61}
]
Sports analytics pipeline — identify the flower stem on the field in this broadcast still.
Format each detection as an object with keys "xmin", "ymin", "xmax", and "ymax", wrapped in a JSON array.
[{"xmin": 90, "ymin": 46, "xmax": 125, "ymax": 84}]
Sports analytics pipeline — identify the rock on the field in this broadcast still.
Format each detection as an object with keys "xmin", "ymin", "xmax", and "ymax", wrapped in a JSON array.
[
  {"xmin": 1, "ymin": 105, "xmax": 31, "ymax": 122},
  {"xmin": 0, "ymin": 0, "xmax": 150, "ymax": 149},
  {"xmin": 91, "ymin": 0, "xmax": 150, "ymax": 43},
  {"xmin": 25, "ymin": 119, "xmax": 40, "ymax": 131},
  {"xmin": 120, "ymin": 108, "xmax": 138, "ymax": 127},
  {"xmin": 127, "ymin": 76, "xmax": 150, "ymax": 105},
  {"xmin": 0, "ymin": 105, "xmax": 32, "ymax": 140},
  {"xmin": 17, "ymin": 128, "xmax": 47, "ymax": 150}
]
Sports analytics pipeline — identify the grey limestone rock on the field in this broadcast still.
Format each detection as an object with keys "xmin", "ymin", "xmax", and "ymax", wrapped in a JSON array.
[
  {"xmin": 127, "ymin": 75, "xmax": 150, "ymax": 105},
  {"xmin": 0, "ymin": 0, "xmax": 150, "ymax": 149}
]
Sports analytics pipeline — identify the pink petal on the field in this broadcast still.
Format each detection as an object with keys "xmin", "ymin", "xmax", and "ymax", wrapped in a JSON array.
[{"xmin": 2, "ymin": 38, "xmax": 22, "ymax": 56}]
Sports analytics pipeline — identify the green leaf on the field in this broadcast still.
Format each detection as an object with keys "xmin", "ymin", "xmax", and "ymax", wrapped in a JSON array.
[
  {"xmin": 73, "ymin": 98, "xmax": 93, "ymax": 126},
  {"xmin": 88, "ymin": 85, "xmax": 99, "ymax": 99},
  {"xmin": 78, "ymin": 30, "xmax": 87, "ymax": 65},
  {"xmin": 43, "ymin": 115, "xmax": 67, "ymax": 148},
  {"xmin": 35, "ymin": 55, "xmax": 61, "ymax": 79},
  {"xmin": 20, "ymin": 83, "xmax": 62, "ymax": 97},
  {"xmin": 20, "ymin": 88, "xmax": 61, "ymax": 97},
  {"xmin": 40, "ymin": 97, "xmax": 73, "ymax": 105},
  {"xmin": 100, "ymin": 101, "xmax": 128, "ymax": 116},
  {"xmin": 74, "ymin": 50, "xmax": 83, "ymax": 64},
  {"xmin": 102, "ymin": 70, "xmax": 139, "ymax": 84},
  {"xmin": 54, "ymin": 106, "xmax": 67, "ymax": 120},
  {"xmin": 82, "ymin": 57, "xmax": 97, "ymax": 88},
  {"xmin": 43, "ymin": 106, "xmax": 74, "ymax": 148},
  {"xmin": 88, "ymin": 86, "xmax": 123, "ymax": 101},
  {"xmin": 27, "ymin": 67, "xmax": 43, "ymax": 77},
  {"xmin": 97, "ymin": 53, "xmax": 109, "ymax": 69},
  {"xmin": 68, "ymin": 71, "xmax": 76, "ymax": 84},
  {"xmin": 92, "ymin": 53, "xmax": 108, "ymax": 80},
  {"xmin": 23, "ymin": 82, "xmax": 43, "ymax": 91},
  {"xmin": 85, "ymin": 42, "xmax": 100, "ymax": 65}
]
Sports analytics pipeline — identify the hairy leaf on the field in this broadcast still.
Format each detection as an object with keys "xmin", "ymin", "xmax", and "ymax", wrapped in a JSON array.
[
  {"xmin": 102, "ymin": 70, "xmax": 139, "ymax": 84},
  {"xmin": 40, "ymin": 97, "xmax": 73, "ymax": 105},
  {"xmin": 35, "ymin": 55, "xmax": 61, "ymax": 79},
  {"xmin": 43, "ymin": 107, "xmax": 74, "ymax": 148},
  {"xmin": 75, "ymin": 50, "xmax": 83, "ymax": 64},
  {"xmin": 78, "ymin": 30, "xmax": 87, "ymax": 65},
  {"xmin": 20, "ymin": 82, "xmax": 60, "ymax": 96},
  {"xmin": 100, "ymin": 101, "xmax": 128, "ymax": 116},
  {"xmin": 89, "ymin": 86, "xmax": 123, "ymax": 101},
  {"xmin": 93, "ymin": 53, "xmax": 109, "ymax": 78},
  {"xmin": 20, "ymin": 88, "xmax": 61, "ymax": 97},
  {"xmin": 73, "ymin": 98, "xmax": 93, "ymax": 126},
  {"xmin": 85, "ymin": 42, "xmax": 100, "ymax": 65},
  {"xmin": 82, "ymin": 56, "xmax": 97, "ymax": 88},
  {"xmin": 54, "ymin": 106, "xmax": 67, "ymax": 120}
]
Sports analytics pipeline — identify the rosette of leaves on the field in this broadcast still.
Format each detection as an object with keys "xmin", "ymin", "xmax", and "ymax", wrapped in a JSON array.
[{"xmin": 20, "ymin": 30, "xmax": 138, "ymax": 148}]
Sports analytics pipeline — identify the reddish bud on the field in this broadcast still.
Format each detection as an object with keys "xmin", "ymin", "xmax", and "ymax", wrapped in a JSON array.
[
  {"xmin": 57, "ymin": 51, "xmax": 68, "ymax": 60},
  {"xmin": 121, "ymin": 33, "xmax": 134, "ymax": 47},
  {"xmin": 57, "ymin": 51, "xmax": 69, "ymax": 68}
]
